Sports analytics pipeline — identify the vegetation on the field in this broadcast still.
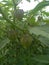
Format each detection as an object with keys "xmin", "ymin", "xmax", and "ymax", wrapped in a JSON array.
[{"xmin": 0, "ymin": 0, "xmax": 49, "ymax": 65}]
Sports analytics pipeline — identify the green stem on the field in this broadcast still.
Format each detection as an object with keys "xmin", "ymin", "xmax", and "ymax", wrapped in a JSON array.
[{"xmin": 12, "ymin": 0, "xmax": 16, "ymax": 23}]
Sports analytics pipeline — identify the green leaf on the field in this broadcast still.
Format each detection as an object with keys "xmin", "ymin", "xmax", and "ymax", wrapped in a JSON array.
[
  {"xmin": 29, "ymin": 24, "xmax": 49, "ymax": 39},
  {"xmin": 42, "ymin": 11, "xmax": 49, "ymax": 16},
  {"xmin": 14, "ymin": 0, "xmax": 22, "ymax": 5},
  {"xmin": 27, "ymin": 0, "xmax": 30, "ymax": 2},
  {"xmin": 29, "ymin": 24, "xmax": 49, "ymax": 47},
  {"xmin": 33, "ymin": 55, "xmax": 49, "ymax": 63},
  {"xmin": 30, "ymin": 1, "xmax": 49, "ymax": 15},
  {"xmin": 0, "ymin": 38, "xmax": 10, "ymax": 50},
  {"xmin": 39, "ymin": 36, "xmax": 49, "ymax": 47}
]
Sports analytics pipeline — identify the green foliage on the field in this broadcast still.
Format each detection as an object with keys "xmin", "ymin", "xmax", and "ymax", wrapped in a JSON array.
[
  {"xmin": 33, "ymin": 55, "xmax": 49, "ymax": 63},
  {"xmin": 27, "ymin": 0, "xmax": 31, "ymax": 2},
  {"xmin": 29, "ymin": 1, "xmax": 49, "ymax": 15},
  {"xmin": 0, "ymin": 0, "xmax": 49, "ymax": 65}
]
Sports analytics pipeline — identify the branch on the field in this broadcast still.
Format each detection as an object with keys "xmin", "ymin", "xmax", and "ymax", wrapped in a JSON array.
[{"xmin": 12, "ymin": 0, "xmax": 16, "ymax": 22}]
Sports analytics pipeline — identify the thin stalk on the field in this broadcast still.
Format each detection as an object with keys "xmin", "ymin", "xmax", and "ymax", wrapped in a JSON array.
[{"xmin": 12, "ymin": 0, "xmax": 16, "ymax": 23}]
